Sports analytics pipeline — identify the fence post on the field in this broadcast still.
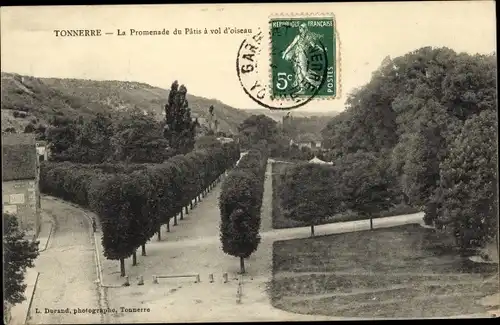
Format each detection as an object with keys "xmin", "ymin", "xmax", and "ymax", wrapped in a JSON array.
[
  {"xmin": 153, "ymin": 276, "xmax": 158, "ymax": 284},
  {"xmin": 223, "ymin": 273, "xmax": 228, "ymax": 283},
  {"xmin": 209, "ymin": 274, "xmax": 214, "ymax": 283},
  {"xmin": 195, "ymin": 274, "xmax": 200, "ymax": 283},
  {"xmin": 236, "ymin": 282, "xmax": 242, "ymax": 304}
]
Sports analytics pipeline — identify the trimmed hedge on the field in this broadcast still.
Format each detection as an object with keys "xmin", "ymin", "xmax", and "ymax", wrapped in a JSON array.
[
  {"xmin": 219, "ymin": 147, "xmax": 268, "ymax": 273},
  {"xmin": 40, "ymin": 142, "xmax": 240, "ymax": 276}
]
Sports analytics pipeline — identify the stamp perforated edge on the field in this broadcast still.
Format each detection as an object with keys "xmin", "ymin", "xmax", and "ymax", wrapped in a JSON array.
[{"xmin": 267, "ymin": 12, "xmax": 342, "ymax": 102}]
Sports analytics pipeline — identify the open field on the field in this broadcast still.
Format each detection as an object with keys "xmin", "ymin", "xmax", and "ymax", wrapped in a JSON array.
[
  {"xmin": 271, "ymin": 161, "xmax": 420, "ymax": 229},
  {"xmin": 271, "ymin": 224, "xmax": 499, "ymax": 318}
]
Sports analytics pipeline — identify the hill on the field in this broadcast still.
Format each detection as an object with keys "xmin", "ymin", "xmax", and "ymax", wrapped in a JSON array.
[
  {"xmin": 1, "ymin": 72, "xmax": 250, "ymax": 134},
  {"xmin": 243, "ymin": 109, "xmax": 340, "ymax": 122}
]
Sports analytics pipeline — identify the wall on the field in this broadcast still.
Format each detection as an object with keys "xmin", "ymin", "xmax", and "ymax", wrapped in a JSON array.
[{"xmin": 2, "ymin": 179, "xmax": 40, "ymax": 239}]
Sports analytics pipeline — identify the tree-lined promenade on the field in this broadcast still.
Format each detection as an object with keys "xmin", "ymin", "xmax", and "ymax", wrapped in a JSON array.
[
  {"xmin": 38, "ymin": 80, "xmax": 241, "ymax": 276},
  {"xmin": 40, "ymin": 142, "xmax": 240, "ymax": 276}
]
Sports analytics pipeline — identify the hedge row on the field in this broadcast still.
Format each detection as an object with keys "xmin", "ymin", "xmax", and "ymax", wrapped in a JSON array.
[
  {"xmin": 219, "ymin": 147, "xmax": 268, "ymax": 273},
  {"xmin": 40, "ymin": 142, "xmax": 240, "ymax": 276}
]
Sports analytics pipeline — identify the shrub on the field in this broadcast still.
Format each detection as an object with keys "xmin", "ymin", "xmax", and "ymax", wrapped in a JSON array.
[{"xmin": 219, "ymin": 148, "xmax": 268, "ymax": 273}]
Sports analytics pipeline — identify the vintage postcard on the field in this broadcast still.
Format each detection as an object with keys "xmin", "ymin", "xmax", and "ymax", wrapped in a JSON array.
[{"xmin": 1, "ymin": 2, "xmax": 498, "ymax": 324}]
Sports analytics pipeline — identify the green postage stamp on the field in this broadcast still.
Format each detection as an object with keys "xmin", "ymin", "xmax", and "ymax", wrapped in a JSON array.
[{"xmin": 270, "ymin": 16, "xmax": 337, "ymax": 100}]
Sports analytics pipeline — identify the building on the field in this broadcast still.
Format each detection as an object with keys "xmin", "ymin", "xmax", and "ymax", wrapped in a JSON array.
[
  {"xmin": 2, "ymin": 133, "xmax": 40, "ymax": 239},
  {"xmin": 292, "ymin": 133, "xmax": 323, "ymax": 150},
  {"xmin": 308, "ymin": 156, "xmax": 333, "ymax": 165},
  {"xmin": 216, "ymin": 137, "xmax": 234, "ymax": 144},
  {"xmin": 36, "ymin": 140, "xmax": 50, "ymax": 162}
]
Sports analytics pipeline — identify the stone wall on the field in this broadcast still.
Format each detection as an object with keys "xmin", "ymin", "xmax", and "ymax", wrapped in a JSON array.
[{"xmin": 2, "ymin": 179, "xmax": 40, "ymax": 238}]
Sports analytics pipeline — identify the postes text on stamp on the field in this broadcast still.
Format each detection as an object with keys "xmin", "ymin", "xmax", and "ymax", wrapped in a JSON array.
[{"xmin": 270, "ymin": 17, "xmax": 336, "ymax": 99}]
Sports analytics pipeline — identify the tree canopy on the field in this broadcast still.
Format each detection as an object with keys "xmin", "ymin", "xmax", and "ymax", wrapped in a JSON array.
[
  {"xmin": 321, "ymin": 47, "xmax": 497, "ymax": 250},
  {"xmin": 3, "ymin": 213, "xmax": 39, "ymax": 306}
]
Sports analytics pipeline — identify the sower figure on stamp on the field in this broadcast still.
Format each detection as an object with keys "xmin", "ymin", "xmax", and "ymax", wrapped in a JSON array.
[{"xmin": 281, "ymin": 23, "xmax": 324, "ymax": 94}]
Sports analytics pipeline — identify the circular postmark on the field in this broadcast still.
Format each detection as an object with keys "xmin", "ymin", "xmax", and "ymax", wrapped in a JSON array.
[{"xmin": 236, "ymin": 27, "xmax": 329, "ymax": 110}]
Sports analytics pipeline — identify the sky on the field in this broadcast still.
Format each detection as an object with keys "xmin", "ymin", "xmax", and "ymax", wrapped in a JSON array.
[{"xmin": 0, "ymin": 2, "xmax": 496, "ymax": 113}]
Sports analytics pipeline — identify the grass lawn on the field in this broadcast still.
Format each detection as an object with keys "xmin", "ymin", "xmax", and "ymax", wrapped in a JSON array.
[
  {"xmin": 271, "ymin": 162, "xmax": 420, "ymax": 229},
  {"xmin": 270, "ymin": 224, "xmax": 499, "ymax": 318}
]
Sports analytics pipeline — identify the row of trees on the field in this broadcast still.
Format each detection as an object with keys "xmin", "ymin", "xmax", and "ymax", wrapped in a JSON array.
[
  {"xmin": 40, "ymin": 142, "xmax": 240, "ymax": 276},
  {"xmin": 280, "ymin": 151, "xmax": 394, "ymax": 236},
  {"xmin": 219, "ymin": 147, "xmax": 269, "ymax": 273},
  {"xmin": 320, "ymin": 47, "xmax": 497, "ymax": 253}
]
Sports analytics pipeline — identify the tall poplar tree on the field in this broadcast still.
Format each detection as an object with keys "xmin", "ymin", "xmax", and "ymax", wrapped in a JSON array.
[{"xmin": 164, "ymin": 81, "xmax": 198, "ymax": 154}]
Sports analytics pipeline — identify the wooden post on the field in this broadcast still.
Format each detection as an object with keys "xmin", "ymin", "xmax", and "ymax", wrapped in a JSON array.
[
  {"xmin": 153, "ymin": 276, "xmax": 158, "ymax": 284},
  {"xmin": 195, "ymin": 274, "xmax": 200, "ymax": 283},
  {"xmin": 209, "ymin": 274, "xmax": 214, "ymax": 283},
  {"xmin": 223, "ymin": 273, "xmax": 228, "ymax": 283}
]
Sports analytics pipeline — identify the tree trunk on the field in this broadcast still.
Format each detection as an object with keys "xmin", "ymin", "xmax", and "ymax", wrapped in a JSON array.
[
  {"xmin": 370, "ymin": 216, "xmax": 374, "ymax": 230},
  {"xmin": 157, "ymin": 227, "xmax": 161, "ymax": 241},
  {"xmin": 310, "ymin": 224, "xmax": 315, "ymax": 237},
  {"xmin": 239, "ymin": 256, "xmax": 245, "ymax": 274},
  {"xmin": 167, "ymin": 222, "xmax": 170, "ymax": 232},
  {"xmin": 174, "ymin": 215, "xmax": 178, "ymax": 226},
  {"xmin": 141, "ymin": 244, "xmax": 146, "ymax": 256},
  {"xmin": 132, "ymin": 251, "xmax": 137, "ymax": 266},
  {"xmin": 190, "ymin": 201, "xmax": 193, "ymax": 209},
  {"xmin": 185, "ymin": 206, "xmax": 189, "ymax": 215},
  {"xmin": 120, "ymin": 258, "xmax": 125, "ymax": 277},
  {"xmin": 180, "ymin": 210, "xmax": 184, "ymax": 220}
]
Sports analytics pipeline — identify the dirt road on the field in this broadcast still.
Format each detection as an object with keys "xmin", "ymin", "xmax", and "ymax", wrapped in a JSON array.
[{"xmin": 27, "ymin": 196, "xmax": 106, "ymax": 325}]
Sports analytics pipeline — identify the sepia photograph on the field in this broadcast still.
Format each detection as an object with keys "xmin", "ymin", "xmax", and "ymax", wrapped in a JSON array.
[{"xmin": 1, "ymin": 1, "xmax": 498, "ymax": 323}]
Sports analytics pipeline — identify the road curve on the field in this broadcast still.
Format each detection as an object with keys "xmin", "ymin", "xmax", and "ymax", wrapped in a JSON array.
[{"xmin": 27, "ymin": 196, "xmax": 105, "ymax": 325}]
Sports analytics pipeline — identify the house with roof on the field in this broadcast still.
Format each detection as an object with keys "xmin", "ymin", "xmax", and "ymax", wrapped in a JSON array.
[
  {"xmin": 308, "ymin": 156, "xmax": 333, "ymax": 165},
  {"xmin": 291, "ymin": 133, "xmax": 323, "ymax": 150},
  {"xmin": 36, "ymin": 140, "xmax": 50, "ymax": 162},
  {"xmin": 2, "ymin": 133, "xmax": 40, "ymax": 239}
]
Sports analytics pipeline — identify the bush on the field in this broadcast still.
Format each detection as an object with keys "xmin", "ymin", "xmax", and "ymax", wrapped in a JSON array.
[
  {"xmin": 280, "ymin": 163, "xmax": 337, "ymax": 235},
  {"xmin": 24, "ymin": 123, "xmax": 36, "ymax": 133},
  {"xmin": 219, "ymin": 148, "xmax": 268, "ymax": 273},
  {"xmin": 13, "ymin": 111, "xmax": 28, "ymax": 118}
]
